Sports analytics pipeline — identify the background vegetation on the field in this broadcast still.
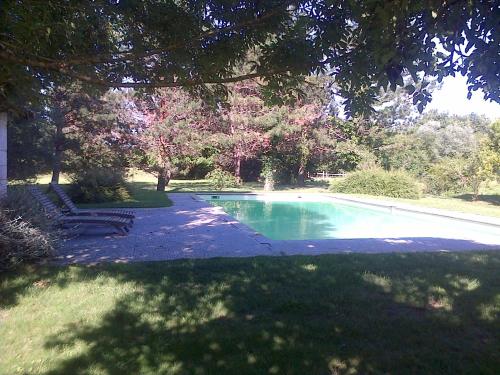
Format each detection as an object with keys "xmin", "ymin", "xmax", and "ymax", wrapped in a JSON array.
[{"xmin": 9, "ymin": 81, "xmax": 499, "ymax": 202}]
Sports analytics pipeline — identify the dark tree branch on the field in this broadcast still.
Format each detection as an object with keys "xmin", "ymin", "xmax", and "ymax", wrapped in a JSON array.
[
  {"xmin": 0, "ymin": 50, "xmax": 300, "ymax": 88},
  {"xmin": 1, "ymin": 2, "xmax": 291, "ymax": 69}
]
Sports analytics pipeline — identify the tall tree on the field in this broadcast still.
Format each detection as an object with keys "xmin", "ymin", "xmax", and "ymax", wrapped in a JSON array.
[
  {"xmin": 45, "ymin": 85, "xmax": 129, "ymax": 183},
  {"xmin": 2, "ymin": 0, "xmax": 499, "ymax": 194},
  {"xmin": 7, "ymin": 112, "xmax": 52, "ymax": 181},
  {"xmin": 217, "ymin": 82, "xmax": 276, "ymax": 181},
  {"xmin": 135, "ymin": 89, "xmax": 216, "ymax": 191},
  {"xmin": 267, "ymin": 102, "xmax": 325, "ymax": 185}
]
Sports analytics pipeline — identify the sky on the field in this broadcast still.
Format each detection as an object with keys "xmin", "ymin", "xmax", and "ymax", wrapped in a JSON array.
[{"xmin": 425, "ymin": 75, "xmax": 500, "ymax": 119}]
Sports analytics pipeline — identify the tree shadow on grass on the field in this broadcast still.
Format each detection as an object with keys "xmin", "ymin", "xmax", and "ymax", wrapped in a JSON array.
[
  {"xmin": 3, "ymin": 253, "xmax": 493, "ymax": 375},
  {"xmin": 2, "ymin": 253, "xmax": 499, "ymax": 374},
  {"xmin": 454, "ymin": 194, "xmax": 500, "ymax": 206}
]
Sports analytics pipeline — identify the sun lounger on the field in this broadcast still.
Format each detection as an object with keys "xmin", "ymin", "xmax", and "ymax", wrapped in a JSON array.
[
  {"xmin": 28, "ymin": 186, "xmax": 130, "ymax": 235},
  {"xmin": 49, "ymin": 182, "xmax": 135, "ymax": 222}
]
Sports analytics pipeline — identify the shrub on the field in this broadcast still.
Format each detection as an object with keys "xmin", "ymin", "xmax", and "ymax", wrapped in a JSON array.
[
  {"xmin": 330, "ymin": 169, "xmax": 422, "ymax": 199},
  {"xmin": 0, "ymin": 189, "xmax": 57, "ymax": 269},
  {"xmin": 380, "ymin": 135, "xmax": 432, "ymax": 177},
  {"xmin": 68, "ymin": 168, "xmax": 131, "ymax": 203},
  {"xmin": 206, "ymin": 169, "xmax": 240, "ymax": 190},
  {"xmin": 423, "ymin": 158, "xmax": 470, "ymax": 195}
]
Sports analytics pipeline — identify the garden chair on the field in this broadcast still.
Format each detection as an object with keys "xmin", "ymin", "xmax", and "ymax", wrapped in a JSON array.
[
  {"xmin": 28, "ymin": 186, "xmax": 131, "ymax": 235},
  {"xmin": 49, "ymin": 182, "xmax": 135, "ymax": 222}
]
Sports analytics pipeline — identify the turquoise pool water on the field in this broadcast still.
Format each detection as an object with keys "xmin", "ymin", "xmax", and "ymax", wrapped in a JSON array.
[{"xmin": 205, "ymin": 196, "xmax": 500, "ymax": 241}]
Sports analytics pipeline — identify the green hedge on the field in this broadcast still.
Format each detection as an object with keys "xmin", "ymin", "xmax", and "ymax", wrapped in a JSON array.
[{"xmin": 330, "ymin": 169, "xmax": 422, "ymax": 199}]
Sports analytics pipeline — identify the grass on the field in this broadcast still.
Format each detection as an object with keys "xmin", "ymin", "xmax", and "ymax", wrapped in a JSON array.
[
  {"xmin": 339, "ymin": 181, "xmax": 500, "ymax": 218},
  {"xmin": 165, "ymin": 179, "xmax": 331, "ymax": 193},
  {"xmin": 25, "ymin": 171, "xmax": 500, "ymax": 216},
  {"xmin": 340, "ymin": 194, "xmax": 500, "ymax": 218},
  {"xmin": 32, "ymin": 172, "xmax": 172, "ymax": 209},
  {"xmin": 76, "ymin": 182, "xmax": 173, "ymax": 209},
  {"xmin": 1, "ymin": 252, "xmax": 499, "ymax": 374}
]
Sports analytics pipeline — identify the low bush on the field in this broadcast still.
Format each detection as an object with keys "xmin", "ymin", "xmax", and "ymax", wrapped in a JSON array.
[
  {"xmin": 330, "ymin": 169, "xmax": 422, "ymax": 199},
  {"xmin": 0, "ymin": 189, "xmax": 57, "ymax": 269},
  {"xmin": 68, "ymin": 168, "xmax": 131, "ymax": 203},
  {"xmin": 206, "ymin": 169, "xmax": 240, "ymax": 190}
]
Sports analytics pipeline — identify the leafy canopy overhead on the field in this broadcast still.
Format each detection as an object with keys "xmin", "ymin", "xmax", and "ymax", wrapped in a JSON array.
[{"xmin": 1, "ymin": 0, "xmax": 498, "ymax": 115}]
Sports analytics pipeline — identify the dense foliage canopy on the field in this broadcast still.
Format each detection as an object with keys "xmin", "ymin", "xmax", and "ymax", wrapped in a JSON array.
[{"xmin": 1, "ymin": 0, "xmax": 499, "ymax": 115}]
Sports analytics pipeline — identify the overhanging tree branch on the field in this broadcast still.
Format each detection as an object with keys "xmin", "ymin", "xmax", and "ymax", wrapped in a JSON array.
[
  {"xmin": 1, "ymin": 2, "xmax": 292, "ymax": 69},
  {"xmin": 0, "ymin": 49, "xmax": 293, "ymax": 87}
]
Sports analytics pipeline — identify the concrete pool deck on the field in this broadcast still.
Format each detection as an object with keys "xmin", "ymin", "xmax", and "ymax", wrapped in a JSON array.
[{"xmin": 57, "ymin": 193, "xmax": 500, "ymax": 264}]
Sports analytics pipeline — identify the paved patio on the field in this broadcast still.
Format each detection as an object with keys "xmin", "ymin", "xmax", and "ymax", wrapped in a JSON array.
[{"xmin": 57, "ymin": 193, "xmax": 500, "ymax": 264}]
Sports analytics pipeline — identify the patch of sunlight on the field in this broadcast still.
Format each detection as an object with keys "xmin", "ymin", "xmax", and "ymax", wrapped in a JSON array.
[
  {"xmin": 467, "ymin": 254, "xmax": 490, "ymax": 264},
  {"xmin": 163, "ymin": 283, "xmax": 232, "ymax": 329},
  {"xmin": 274, "ymin": 321, "xmax": 285, "ymax": 328},
  {"xmin": 427, "ymin": 285, "xmax": 453, "ymax": 311},
  {"xmin": 165, "ymin": 299, "xmax": 230, "ymax": 330},
  {"xmin": 301, "ymin": 263, "xmax": 317, "ymax": 272},
  {"xmin": 478, "ymin": 295, "xmax": 500, "ymax": 322},
  {"xmin": 328, "ymin": 357, "xmax": 360, "ymax": 375},
  {"xmin": 362, "ymin": 271, "xmax": 392, "ymax": 293},
  {"xmin": 272, "ymin": 335, "xmax": 286, "ymax": 350},
  {"xmin": 446, "ymin": 275, "xmax": 481, "ymax": 292},
  {"xmin": 209, "ymin": 342, "xmax": 221, "ymax": 351},
  {"xmin": 269, "ymin": 365, "xmax": 280, "ymax": 374},
  {"xmin": 392, "ymin": 276, "xmax": 429, "ymax": 307},
  {"xmin": 157, "ymin": 359, "xmax": 184, "ymax": 373}
]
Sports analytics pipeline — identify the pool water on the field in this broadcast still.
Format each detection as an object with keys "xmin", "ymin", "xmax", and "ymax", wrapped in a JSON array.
[{"xmin": 206, "ymin": 196, "xmax": 500, "ymax": 241}]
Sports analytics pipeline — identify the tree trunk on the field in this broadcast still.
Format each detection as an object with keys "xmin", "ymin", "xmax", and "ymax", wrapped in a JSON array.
[
  {"xmin": 471, "ymin": 176, "xmax": 481, "ymax": 201},
  {"xmin": 297, "ymin": 163, "xmax": 306, "ymax": 187},
  {"xmin": 234, "ymin": 152, "xmax": 242, "ymax": 182},
  {"xmin": 51, "ymin": 108, "xmax": 64, "ymax": 184},
  {"xmin": 0, "ymin": 112, "xmax": 7, "ymax": 197},
  {"xmin": 51, "ymin": 147, "xmax": 62, "ymax": 184},
  {"xmin": 156, "ymin": 167, "xmax": 171, "ymax": 191}
]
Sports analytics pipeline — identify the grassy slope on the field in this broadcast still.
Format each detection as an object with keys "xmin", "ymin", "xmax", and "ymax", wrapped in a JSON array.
[{"xmin": 1, "ymin": 252, "xmax": 499, "ymax": 375}]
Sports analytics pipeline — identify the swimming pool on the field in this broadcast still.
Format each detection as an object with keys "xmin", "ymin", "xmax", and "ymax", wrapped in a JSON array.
[{"xmin": 200, "ymin": 194, "xmax": 500, "ymax": 242}]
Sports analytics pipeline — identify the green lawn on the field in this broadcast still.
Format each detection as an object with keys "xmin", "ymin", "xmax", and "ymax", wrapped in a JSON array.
[
  {"xmin": 1, "ymin": 252, "xmax": 499, "ymax": 375},
  {"xmin": 165, "ymin": 179, "xmax": 331, "ymax": 193},
  {"xmin": 32, "ymin": 173, "xmax": 172, "ymax": 208},
  {"xmin": 339, "ymin": 194, "xmax": 500, "ymax": 218},
  {"xmin": 76, "ymin": 182, "xmax": 173, "ymax": 209},
  {"xmin": 27, "ymin": 171, "xmax": 500, "ymax": 216}
]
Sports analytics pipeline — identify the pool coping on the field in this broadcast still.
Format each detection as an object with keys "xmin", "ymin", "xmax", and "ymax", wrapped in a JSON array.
[{"xmin": 194, "ymin": 192, "xmax": 500, "ymax": 230}]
